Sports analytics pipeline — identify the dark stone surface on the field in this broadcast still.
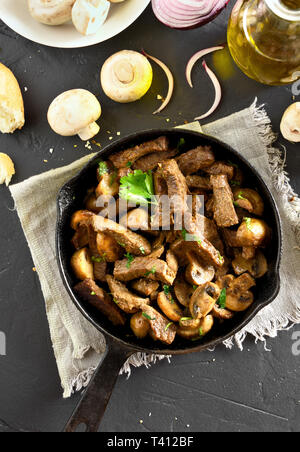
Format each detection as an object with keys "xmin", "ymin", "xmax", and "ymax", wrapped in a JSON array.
[{"xmin": 0, "ymin": 3, "xmax": 299, "ymax": 433}]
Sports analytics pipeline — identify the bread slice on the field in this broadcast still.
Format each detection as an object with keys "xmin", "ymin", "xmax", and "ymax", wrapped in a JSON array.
[{"xmin": 0, "ymin": 63, "xmax": 25, "ymax": 134}]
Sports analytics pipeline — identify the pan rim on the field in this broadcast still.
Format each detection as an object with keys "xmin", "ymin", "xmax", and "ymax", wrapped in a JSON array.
[{"xmin": 56, "ymin": 128, "xmax": 283, "ymax": 355}]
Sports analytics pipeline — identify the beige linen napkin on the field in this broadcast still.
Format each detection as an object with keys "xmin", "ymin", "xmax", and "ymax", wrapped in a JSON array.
[{"xmin": 9, "ymin": 101, "xmax": 300, "ymax": 397}]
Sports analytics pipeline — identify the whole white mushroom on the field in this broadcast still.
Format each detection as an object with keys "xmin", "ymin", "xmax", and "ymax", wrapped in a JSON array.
[
  {"xmin": 28, "ymin": 0, "xmax": 76, "ymax": 25},
  {"xmin": 100, "ymin": 50, "xmax": 153, "ymax": 103},
  {"xmin": 47, "ymin": 89, "xmax": 101, "ymax": 141},
  {"xmin": 72, "ymin": 0, "xmax": 110, "ymax": 36},
  {"xmin": 280, "ymin": 102, "xmax": 300, "ymax": 143}
]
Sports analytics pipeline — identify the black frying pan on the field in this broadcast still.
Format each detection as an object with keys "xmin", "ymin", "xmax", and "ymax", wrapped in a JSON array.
[{"xmin": 56, "ymin": 129, "xmax": 282, "ymax": 432}]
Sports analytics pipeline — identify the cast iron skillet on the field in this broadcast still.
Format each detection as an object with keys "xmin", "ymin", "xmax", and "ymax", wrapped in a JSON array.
[{"xmin": 56, "ymin": 129, "xmax": 282, "ymax": 432}]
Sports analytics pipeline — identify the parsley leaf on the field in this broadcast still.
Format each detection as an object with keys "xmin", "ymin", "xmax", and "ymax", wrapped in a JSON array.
[
  {"xmin": 142, "ymin": 312, "xmax": 156, "ymax": 321},
  {"xmin": 163, "ymin": 285, "xmax": 170, "ymax": 295},
  {"xmin": 165, "ymin": 322, "xmax": 173, "ymax": 331},
  {"xmin": 127, "ymin": 161, "xmax": 133, "ymax": 168},
  {"xmin": 140, "ymin": 246, "xmax": 146, "ymax": 255},
  {"xmin": 119, "ymin": 170, "xmax": 156, "ymax": 206},
  {"xmin": 125, "ymin": 253, "xmax": 134, "ymax": 269},
  {"xmin": 217, "ymin": 288, "xmax": 227, "ymax": 309},
  {"xmin": 244, "ymin": 217, "xmax": 252, "ymax": 230},
  {"xmin": 145, "ymin": 267, "xmax": 156, "ymax": 277},
  {"xmin": 230, "ymin": 180, "xmax": 241, "ymax": 187},
  {"xmin": 98, "ymin": 161, "xmax": 109, "ymax": 177}
]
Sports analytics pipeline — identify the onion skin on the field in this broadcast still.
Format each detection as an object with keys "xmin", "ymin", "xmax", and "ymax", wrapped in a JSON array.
[
  {"xmin": 195, "ymin": 61, "xmax": 222, "ymax": 121},
  {"xmin": 186, "ymin": 45, "xmax": 225, "ymax": 88},
  {"xmin": 142, "ymin": 50, "xmax": 174, "ymax": 115}
]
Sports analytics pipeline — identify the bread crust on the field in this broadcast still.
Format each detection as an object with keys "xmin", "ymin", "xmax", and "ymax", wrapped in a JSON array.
[{"xmin": 0, "ymin": 63, "xmax": 25, "ymax": 134}]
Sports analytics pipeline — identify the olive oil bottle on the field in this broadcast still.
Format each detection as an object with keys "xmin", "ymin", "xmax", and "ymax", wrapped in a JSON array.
[{"xmin": 228, "ymin": 0, "xmax": 300, "ymax": 85}]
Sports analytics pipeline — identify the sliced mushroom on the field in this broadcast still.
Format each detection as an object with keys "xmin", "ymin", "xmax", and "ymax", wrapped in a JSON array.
[
  {"xmin": 120, "ymin": 208, "xmax": 150, "ymax": 232},
  {"xmin": 72, "ymin": 0, "xmax": 110, "ymax": 36},
  {"xmin": 70, "ymin": 210, "xmax": 94, "ymax": 230},
  {"xmin": 174, "ymin": 278, "xmax": 194, "ymax": 307},
  {"xmin": 166, "ymin": 250, "xmax": 179, "ymax": 274},
  {"xmin": 216, "ymin": 274, "xmax": 235, "ymax": 290},
  {"xmin": 84, "ymin": 193, "xmax": 103, "ymax": 213},
  {"xmin": 226, "ymin": 291, "xmax": 254, "ymax": 312},
  {"xmin": 177, "ymin": 314, "xmax": 214, "ymax": 340},
  {"xmin": 157, "ymin": 292, "xmax": 183, "ymax": 322},
  {"xmin": 130, "ymin": 312, "xmax": 150, "ymax": 339},
  {"xmin": 212, "ymin": 304, "xmax": 234, "ymax": 320},
  {"xmin": 185, "ymin": 253, "xmax": 215, "ymax": 286},
  {"xmin": 237, "ymin": 218, "xmax": 271, "ymax": 247},
  {"xmin": 242, "ymin": 247, "xmax": 256, "ymax": 260},
  {"xmin": 71, "ymin": 248, "xmax": 94, "ymax": 281},
  {"xmin": 96, "ymin": 232, "xmax": 123, "ymax": 262},
  {"xmin": 233, "ymin": 188, "xmax": 264, "ymax": 216},
  {"xmin": 189, "ymin": 282, "xmax": 221, "ymax": 320},
  {"xmin": 71, "ymin": 225, "xmax": 89, "ymax": 249},
  {"xmin": 225, "ymin": 273, "xmax": 256, "ymax": 312},
  {"xmin": 179, "ymin": 317, "xmax": 201, "ymax": 328},
  {"xmin": 232, "ymin": 250, "xmax": 268, "ymax": 279},
  {"xmin": 95, "ymin": 172, "xmax": 119, "ymax": 198}
]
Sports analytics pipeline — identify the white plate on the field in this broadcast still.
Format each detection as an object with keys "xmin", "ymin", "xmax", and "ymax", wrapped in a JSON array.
[{"xmin": 0, "ymin": 0, "xmax": 150, "ymax": 48}]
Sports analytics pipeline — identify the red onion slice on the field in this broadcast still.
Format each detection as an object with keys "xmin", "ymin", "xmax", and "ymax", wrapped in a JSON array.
[
  {"xmin": 152, "ymin": 0, "xmax": 230, "ymax": 30},
  {"xmin": 142, "ymin": 50, "xmax": 174, "ymax": 115},
  {"xmin": 195, "ymin": 61, "xmax": 222, "ymax": 121},
  {"xmin": 186, "ymin": 45, "xmax": 225, "ymax": 88}
]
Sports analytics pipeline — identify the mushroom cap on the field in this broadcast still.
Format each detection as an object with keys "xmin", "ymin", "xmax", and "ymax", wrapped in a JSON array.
[
  {"xmin": 280, "ymin": 102, "xmax": 300, "ymax": 143},
  {"xmin": 100, "ymin": 50, "xmax": 153, "ymax": 103},
  {"xmin": 28, "ymin": 0, "xmax": 76, "ymax": 26},
  {"xmin": 47, "ymin": 89, "xmax": 101, "ymax": 137}
]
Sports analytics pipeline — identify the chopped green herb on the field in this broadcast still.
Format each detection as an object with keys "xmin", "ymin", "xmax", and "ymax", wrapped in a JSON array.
[
  {"xmin": 218, "ymin": 252, "xmax": 224, "ymax": 263},
  {"xmin": 230, "ymin": 180, "xmax": 241, "ymax": 187},
  {"xmin": 191, "ymin": 328, "xmax": 204, "ymax": 341},
  {"xmin": 181, "ymin": 229, "xmax": 187, "ymax": 240},
  {"xmin": 127, "ymin": 161, "xmax": 133, "ymax": 168},
  {"xmin": 163, "ymin": 285, "xmax": 170, "ymax": 295},
  {"xmin": 145, "ymin": 267, "xmax": 156, "ymax": 277},
  {"xmin": 177, "ymin": 138, "xmax": 186, "ymax": 152},
  {"xmin": 237, "ymin": 192, "xmax": 246, "ymax": 201},
  {"xmin": 228, "ymin": 160, "xmax": 239, "ymax": 169},
  {"xmin": 113, "ymin": 298, "xmax": 119, "ymax": 305},
  {"xmin": 233, "ymin": 201, "xmax": 239, "ymax": 207},
  {"xmin": 125, "ymin": 253, "xmax": 134, "ymax": 269},
  {"xmin": 98, "ymin": 161, "xmax": 108, "ymax": 177},
  {"xmin": 217, "ymin": 288, "xmax": 227, "ymax": 309},
  {"xmin": 165, "ymin": 322, "xmax": 173, "ymax": 332},
  {"xmin": 244, "ymin": 217, "xmax": 252, "ymax": 230},
  {"xmin": 91, "ymin": 256, "xmax": 102, "ymax": 263},
  {"xmin": 142, "ymin": 312, "xmax": 155, "ymax": 321},
  {"xmin": 140, "ymin": 246, "xmax": 146, "ymax": 255},
  {"xmin": 90, "ymin": 292, "xmax": 96, "ymax": 296},
  {"xmin": 180, "ymin": 317, "xmax": 192, "ymax": 322},
  {"xmin": 193, "ymin": 285, "xmax": 198, "ymax": 291},
  {"xmin": 199, "ymin": 328, "xmax": 204, "ymax": 337},
  {"xmin": 119, "ymin": 170, "xmax": 156, "ymax": 206},
  {"xmin": 117, "ymin": 242, "xmax": 126, "ymax": 248}
]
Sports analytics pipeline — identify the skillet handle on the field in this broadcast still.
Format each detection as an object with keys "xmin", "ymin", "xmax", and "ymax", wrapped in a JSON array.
[{"xmin": 64, "ymin": 337, "xmax": 134, "ymax": 433}]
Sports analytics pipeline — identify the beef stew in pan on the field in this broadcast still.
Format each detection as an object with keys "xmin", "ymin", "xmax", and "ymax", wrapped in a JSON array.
[{"xmin": 69, "ymin": 136, "xmax": 272, "ymax": 346}]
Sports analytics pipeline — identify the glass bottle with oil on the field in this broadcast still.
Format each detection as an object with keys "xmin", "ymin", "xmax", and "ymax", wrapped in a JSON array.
[{"xmin": 228, "ymin": 0, "xmax": 300, "ymax": 85}]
